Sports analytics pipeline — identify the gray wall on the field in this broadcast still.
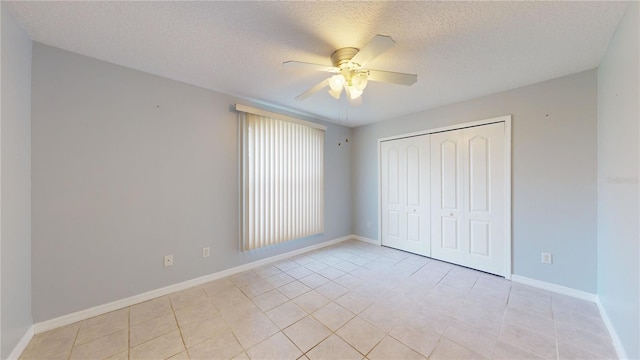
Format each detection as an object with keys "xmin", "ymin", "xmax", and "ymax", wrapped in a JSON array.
[
  {"xmin": 1, "ymin": 4, "xmax": 33, "ymax": 359},
  {"xmin": 31, "ymin": 44, "xmax": 352, "ymax": 322},
  {"xmin": 352, "ymin": 70, "xmax": 598, "ymax": 293},
  {"xmin": 597, "ymin": 3, "xmax": 639, "ymax": 359}
]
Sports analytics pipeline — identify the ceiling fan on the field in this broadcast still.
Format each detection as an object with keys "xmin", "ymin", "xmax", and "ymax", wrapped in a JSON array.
[{"xmin": 283, "ymin": 35, "xmax": 417, "ymax": 104}]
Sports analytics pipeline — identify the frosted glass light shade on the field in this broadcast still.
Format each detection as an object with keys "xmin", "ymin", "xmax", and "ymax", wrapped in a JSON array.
[
  {"xmin": 353, "ymin": 75, "xmax": 368, "ymax": 91},
  {"xmin": 347, "ymin": 85, "xmax": 363, "ymax": 99},
  {"xmin": 329, "ymin": 75, "xmax": 346, "ymax": 92}
]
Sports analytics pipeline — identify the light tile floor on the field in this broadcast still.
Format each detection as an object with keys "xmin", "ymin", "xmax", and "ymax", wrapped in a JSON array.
[{"xmin": 20, "ymin": 239, "xmax": 618, "ymax": 360}]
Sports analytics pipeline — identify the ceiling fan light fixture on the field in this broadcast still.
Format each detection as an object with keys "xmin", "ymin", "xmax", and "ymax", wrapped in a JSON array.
[
  {"xmin": 352, "ymin": 74, "xmax": 368, "ymax": 91},
  {"xmin": 329, "ymin": 74, "xmax": 346, "ymax": 92},
  {"xmin": 346, "ymin": 85, "xmax": 363, "ymax": 100}
]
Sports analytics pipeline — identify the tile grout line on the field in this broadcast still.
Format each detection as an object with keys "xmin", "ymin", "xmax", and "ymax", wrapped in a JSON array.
[
  {"xmin": 203, "ymin": 284, "xmax": 245, "ymax": 357},
  {"xmin": 553, "ymin": 299, "xmax": 560, "ymax": 360},
  {"xmin": 169, "ymin": 297, "xmax": 188, "ymax": 360},
  {"xmin": 66, "ymin": 326, "xmax": 81, "ymax": 360},
  {"xmin": 279, "ymin": 307, "xmax": 332, "ymax": 359},
  {"xmin": 491, "ymin": 288, "xmax": 511, "ymax": 359},
  {"xmin": 431, "ymin": 301, "xmax": 473, "ymax": 358},
  {"xmin": 284, "ymin": 266, "xmax": 365, "ymax": 358}
]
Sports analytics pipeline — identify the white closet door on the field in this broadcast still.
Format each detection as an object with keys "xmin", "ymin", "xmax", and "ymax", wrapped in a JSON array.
[
  {"xmin": 381, "ymin": 136, "xmax": 430, "ymax": 256},
  {"xmin": 431, "ymin": 122, "xmax": 506, "ymax": 275}
]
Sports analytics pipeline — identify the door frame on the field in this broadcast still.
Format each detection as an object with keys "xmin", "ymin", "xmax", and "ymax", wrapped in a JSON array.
[{"xmin": 377, "ymin": 115, "xmax": 512, "ymax": 279}]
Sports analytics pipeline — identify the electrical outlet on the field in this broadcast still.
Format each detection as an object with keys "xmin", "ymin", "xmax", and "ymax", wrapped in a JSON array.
[
  {"xmin": 164, "ymin": 254, "xmax": 174, "ymax": 267},
  {"xmin": 541, "ymin": 252, "xmax": 552, "ymax": 264},
  {"xmin": 202, "ymin": 247, "xmax": 210, "ymax": 258},
  {"xmin": 366, "ymin": 221, "xmax": 372, "ymax": 229}
]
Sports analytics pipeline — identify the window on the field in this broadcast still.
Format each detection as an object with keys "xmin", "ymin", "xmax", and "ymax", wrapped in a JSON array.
[{"xmin": 237, "ymin": 105, "xmax": 325, "ymax": 250}]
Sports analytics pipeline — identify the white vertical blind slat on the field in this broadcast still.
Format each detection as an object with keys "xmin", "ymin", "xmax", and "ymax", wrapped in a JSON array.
[{"xmin": 241, "ymin": 112, "xmax": 324, "ymax": 250}]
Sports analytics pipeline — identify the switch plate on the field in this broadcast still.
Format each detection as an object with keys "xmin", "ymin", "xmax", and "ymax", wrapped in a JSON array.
[
  {"xmin": 164, "ymin": 254, "xmax": 174, "ymax": 267},
  {"xmin": 202, "ymin": 247, "xmax": 210, "ymax": 258},
  {"xmin": 541, "ymin": 252, "xmax": 552, "ymax": 264}
]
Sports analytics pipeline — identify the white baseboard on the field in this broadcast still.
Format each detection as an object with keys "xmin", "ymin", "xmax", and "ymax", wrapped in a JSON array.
[
  {"xmin": 595, "ymin": 297, "xmax": 628, "ymax": 360},
  {"xmin": 7, "ymin": 325, "xmax": 34, "ymax": 360},
  {"xmin": 510, "ymin": 274, "xmax": 597, "ymax": 302},
  {"xmin": 34, "ymin": 235, "xmax": 354, "ymax": 334},
  {"xmin": 352, "ymin": 235, "xmax": 380, "ymax": 246}
]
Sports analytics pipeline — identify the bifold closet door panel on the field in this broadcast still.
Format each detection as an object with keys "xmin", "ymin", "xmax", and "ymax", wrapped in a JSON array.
[
  {"xmin": 465, "ymin": 123, "xmax": 506, "ymax": 275},
  {"xmin": 430, "ymin": 128, "xmax": 465, "ymax": 262},
  {"xmin": 380, "ymin": 136, "xmax": 431, "ymax": 256},
  {"xmin": 431, "ymin": 123, "xmax": 506, "ymax": 276}
]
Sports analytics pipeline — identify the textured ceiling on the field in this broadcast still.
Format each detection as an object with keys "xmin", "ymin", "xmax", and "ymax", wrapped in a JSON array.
[{"xmin": 6, "ymin": 1, "xmax": 629, "ymax": 127}]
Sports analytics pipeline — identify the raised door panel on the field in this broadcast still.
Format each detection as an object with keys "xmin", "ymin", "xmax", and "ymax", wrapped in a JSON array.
[
  {"xmin": 406, "ymin": 144, "xmax": 421, "ymax": 207},
  {"xmin": 407, "ymin": 213, "xmax": 421, "ymax": 242},
  {"xmin": 469, "ymin": 136, "xmax": 489, "ymax": 213},
  {"xmin": 387, "ymin": 211, "xmax": 401, "ymax": 237},
  {"xmin": 387, "ymin": 147, "xmax": 400, "ymax": 205},
  {"xmin": 381, "ymin": 143, "xmax": 404, "ymax": 245},
  {"xmin": 441, "ymin": 218, "xmax": 459, "ymax": 250},
  {"xmin": 406, "ymin": 144, "xmax": 422, "ymax": 245},
  {"xmin": 469, "ymin": 220, "xmax": 490, "ymax": 256},
  {"xmin": 441, "ymin": 140, "xmax": 460, "ymax": 211}
]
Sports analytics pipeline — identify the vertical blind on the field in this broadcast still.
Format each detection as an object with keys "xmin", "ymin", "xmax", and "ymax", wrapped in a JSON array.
[{"xmin": 239, "ymin": 107, "xmax": 325, "ymax": 251}]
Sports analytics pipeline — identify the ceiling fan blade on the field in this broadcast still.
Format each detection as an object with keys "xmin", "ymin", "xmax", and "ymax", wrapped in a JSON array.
[
  {"xmin": 367, "ymin": 69, "xmax": 417, "ymax": 86},
  {"xmin": 351, "ymin": 35, "xmax": 395, "ymax": 67},
  {"xmin": 283, "ymin": 60, "xmax": 338, "ymax": 73},
  {"xmin": 295, "ymin": 79, "xmax": 329, "ymax": 100}
]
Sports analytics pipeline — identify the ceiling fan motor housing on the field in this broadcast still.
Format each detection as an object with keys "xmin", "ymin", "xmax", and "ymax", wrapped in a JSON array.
[
  {"xmin": 331, "ymin": 47, "xmax": 360, "ymax": 69},
  {"xmin": 331, "ymin": 47, "xmax": 369, "ymax": 89}
]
